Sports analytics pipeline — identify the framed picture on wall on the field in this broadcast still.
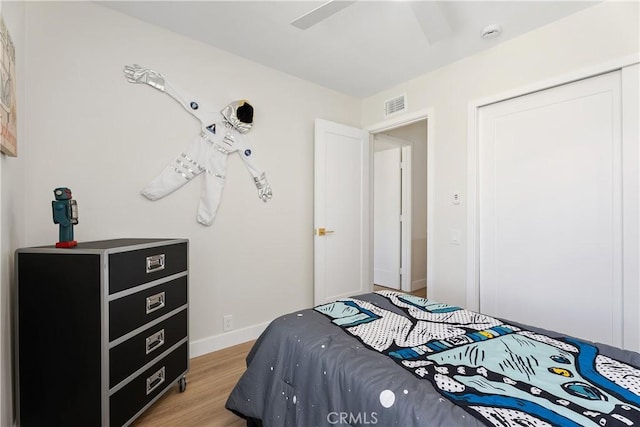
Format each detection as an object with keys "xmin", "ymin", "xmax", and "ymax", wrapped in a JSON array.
[{"xmin": 0, "ymin": 14, "xmax": 17, "ymax": 157}]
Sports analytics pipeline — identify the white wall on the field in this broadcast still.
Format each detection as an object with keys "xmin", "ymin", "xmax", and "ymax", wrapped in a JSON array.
[
  {"xmin": 0, "ymin": 1, "xmax": 26, "ymax": 426},
  {"xmin": 362, "ymin": 1, "xmax": 640, "ymax": 307},
  {"xmin": 22, "ymin": 0, "xmax": 359, "ymax": 362}
]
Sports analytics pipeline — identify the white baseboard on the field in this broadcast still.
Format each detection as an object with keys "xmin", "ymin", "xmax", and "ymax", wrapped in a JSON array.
[
  {"xmin": 412, "ymin": 278, "xmax": 426, "ymax": 292},
  {"xmin": 189, "ymin": 321, "xmax": 270, "ymax": 358}
]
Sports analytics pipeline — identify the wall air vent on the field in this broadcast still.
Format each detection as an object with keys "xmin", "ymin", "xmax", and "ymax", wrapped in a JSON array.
[{"xmin": 384, "ymin": 94, "xmax": 407, "ymax": 117}]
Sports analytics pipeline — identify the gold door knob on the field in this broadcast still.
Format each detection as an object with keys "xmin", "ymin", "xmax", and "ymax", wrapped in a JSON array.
[{"xmin": 315, "ymin": 227, "xmax": 335, "ymax": 236}]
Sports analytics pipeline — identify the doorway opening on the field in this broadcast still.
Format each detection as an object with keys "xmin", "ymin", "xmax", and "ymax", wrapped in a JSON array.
[{"xmin": 372, "ymin": 119, "xmax": 428, "ymax": 298}]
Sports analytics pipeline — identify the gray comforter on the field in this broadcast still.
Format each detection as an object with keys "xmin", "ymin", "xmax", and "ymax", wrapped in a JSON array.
[{"xmin": 226, "ymin": 292, "xmax": 640, "ymax": 427}]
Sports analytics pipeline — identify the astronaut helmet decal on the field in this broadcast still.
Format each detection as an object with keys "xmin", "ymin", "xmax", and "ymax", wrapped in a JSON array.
[{"xmin": 221, "ymin": 100, "xmax": 253, "ymax": 134}]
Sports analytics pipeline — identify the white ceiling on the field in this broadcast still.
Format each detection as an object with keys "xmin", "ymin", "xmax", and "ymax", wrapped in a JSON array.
[{"xmin": 98, "ymin": 1, "xmax": 599, "ymax": 98}]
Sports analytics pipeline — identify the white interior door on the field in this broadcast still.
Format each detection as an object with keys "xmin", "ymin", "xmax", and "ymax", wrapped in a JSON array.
[
  {"xmin": 479, "ymin": 71, "xmax": 622, "ymax": 346},
  {"xmin": 374, "ymin": 147, "xmax": 401, "ymax": 289},
  {"xmin": 314, "ymin": 119, "xmax": 370, "ymax": 305}
]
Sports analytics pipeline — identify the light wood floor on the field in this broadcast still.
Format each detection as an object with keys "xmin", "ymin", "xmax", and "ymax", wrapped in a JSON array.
[
  {"xmin": 132, "ymin": 341, "xmax": 254, "ymax": 427},
  {"xmin": 132, "ymin": 287, "xmax": 425, "ymax": 426}
]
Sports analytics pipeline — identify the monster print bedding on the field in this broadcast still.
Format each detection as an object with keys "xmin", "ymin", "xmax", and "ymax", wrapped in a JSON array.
[{"xmin": 225, "ymin": 291, "xmax": 640, "ymax": 427}]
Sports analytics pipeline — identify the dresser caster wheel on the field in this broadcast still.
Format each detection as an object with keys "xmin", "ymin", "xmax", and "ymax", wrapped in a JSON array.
[{"xmin": 178, "ymin": 376, "xmax": 187, "ymax": 393}]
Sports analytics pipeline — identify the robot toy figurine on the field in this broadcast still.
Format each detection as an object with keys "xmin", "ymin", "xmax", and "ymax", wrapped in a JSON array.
[
  {"xmin": 123, "ymin": 64, "xmax": 273, "ymax": 226},
  {"xmin": 52, "ymin": 187, "xmax": 78, "ymax": 248}
]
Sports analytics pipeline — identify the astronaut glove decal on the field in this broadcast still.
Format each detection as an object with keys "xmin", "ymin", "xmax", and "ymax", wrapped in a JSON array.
[
  {"xmin": 123, "ymin": 64, "xmax": 166, "ymax": 92},
  {"xmin": 254, "ymin": 172, "xmax": 273, "ymax": 202}
]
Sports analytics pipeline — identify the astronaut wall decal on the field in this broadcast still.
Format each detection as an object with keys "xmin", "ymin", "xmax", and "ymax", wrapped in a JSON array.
[{"xmin": 123, "ymin": 64, "xmax": 272, "ymax": 226}]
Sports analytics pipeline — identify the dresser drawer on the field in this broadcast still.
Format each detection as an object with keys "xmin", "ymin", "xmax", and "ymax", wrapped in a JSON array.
[
  {"xmin": 109, "ymin": 276, "xmax": 187, "ymax": 341},
  {"xmin": 110, "ymin": 342, "xmax": 188, "ymax": 427},
  {"xmin": 109, "ymin": 309, "xmax": 187, "ymax": 388},
  {"xmin": 108, "ymin": 242, "xmax": 188, "ymax": 294}
]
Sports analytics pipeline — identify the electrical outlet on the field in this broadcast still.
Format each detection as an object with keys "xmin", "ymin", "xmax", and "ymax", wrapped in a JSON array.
[{"xmin": 223, "ymin": 314, "xmax": 233, "ymax": 332}]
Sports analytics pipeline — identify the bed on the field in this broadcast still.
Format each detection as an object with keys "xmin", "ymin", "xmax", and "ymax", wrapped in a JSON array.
[{"xmin": 226, "ymin": 290, "xmax": 640, "ymax": 426}]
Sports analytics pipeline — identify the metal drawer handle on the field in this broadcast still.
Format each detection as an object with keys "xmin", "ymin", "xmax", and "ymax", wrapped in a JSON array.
[
  {"xmin": 145, "ymin": 329, "xmax": 165, "ymax": 355},
  {"xmin": 146, "ymin": 291, "xmax": 166, "ymax": 314},
  {"xmin": 146, "ymin": 254, "xmax": 166, "ymax": 273},
  {"xmin": 146, "ymin": 366, "xmax": 165, "ymax": 395}
]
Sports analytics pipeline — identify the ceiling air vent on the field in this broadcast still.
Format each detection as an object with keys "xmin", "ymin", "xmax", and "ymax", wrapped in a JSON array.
[{"xmin": 384, "ymin": 94, "xmax": 407, "ymax": 117}]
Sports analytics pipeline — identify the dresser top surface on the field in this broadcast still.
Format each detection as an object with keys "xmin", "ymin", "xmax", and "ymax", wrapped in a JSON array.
[
  {"xmin": 74, "ymin": 238, "xmax": 176, "ymax": 249},
  {"xmin": 17, "ymin": 238, "xmax": 187, "ymax": 254}
]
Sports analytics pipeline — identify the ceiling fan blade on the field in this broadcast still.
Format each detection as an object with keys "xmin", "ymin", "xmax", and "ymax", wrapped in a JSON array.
[
  {"xmin": 290, "ymin": 0, "xmax": 357, "ymax": 30},
  {"xmin": 410, "ymin": 1, "xmax": 452, "ymax": 44}
]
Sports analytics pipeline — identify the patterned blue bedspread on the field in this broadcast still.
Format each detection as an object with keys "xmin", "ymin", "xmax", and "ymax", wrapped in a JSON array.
[{"xmin": 315, "ymin": 291, "xmax": 640, "ymax": 427}]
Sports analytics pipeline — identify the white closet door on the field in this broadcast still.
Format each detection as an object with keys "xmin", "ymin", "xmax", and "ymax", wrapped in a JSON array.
[{"xmin": 479, "ymin": 71, "xmax": 622, "ymax": 346}]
